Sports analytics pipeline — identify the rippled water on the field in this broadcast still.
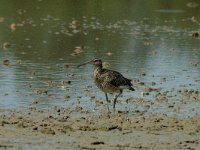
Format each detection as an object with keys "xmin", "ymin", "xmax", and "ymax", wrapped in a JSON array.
[{"xmin": 0, "ymin": 0, "xmax": 200, "ymax": 116}]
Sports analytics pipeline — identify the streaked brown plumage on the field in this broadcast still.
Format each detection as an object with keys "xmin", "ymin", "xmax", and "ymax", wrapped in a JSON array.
[{"xmin": 77, "ymin": 58, "xmax": 134, "ymax": 112}]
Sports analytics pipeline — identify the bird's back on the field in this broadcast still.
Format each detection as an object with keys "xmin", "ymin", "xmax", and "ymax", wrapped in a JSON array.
[{"xmin": 93, "ymin": 68, "xmax": 133, "ymax": 93}]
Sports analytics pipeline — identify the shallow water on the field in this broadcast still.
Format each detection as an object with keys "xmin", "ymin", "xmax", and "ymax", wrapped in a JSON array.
[{"xmin": 0, "ymin": 0, "xmax": 200, "ymax": 117}]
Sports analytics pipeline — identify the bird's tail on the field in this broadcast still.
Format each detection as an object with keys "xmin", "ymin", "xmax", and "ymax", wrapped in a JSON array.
[{"xmin": 129, "ymin": 87, "xmax": 135, "ymax": 91}]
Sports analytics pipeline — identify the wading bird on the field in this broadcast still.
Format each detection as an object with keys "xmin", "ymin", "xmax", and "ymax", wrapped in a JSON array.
[{"xmin": 77, "ymin": 58, "xmax": 134, "ymax": 112}]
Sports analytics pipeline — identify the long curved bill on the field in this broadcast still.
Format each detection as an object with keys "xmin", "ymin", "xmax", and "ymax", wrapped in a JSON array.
[{"xmin": 77, "ymin": 60, "xmax": 92, "ymax": 68}]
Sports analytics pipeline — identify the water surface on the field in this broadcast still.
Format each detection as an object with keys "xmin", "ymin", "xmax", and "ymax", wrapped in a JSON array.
[{"xmin": 0, "ymin": 0, "xmax": 200, "ymax": 117}]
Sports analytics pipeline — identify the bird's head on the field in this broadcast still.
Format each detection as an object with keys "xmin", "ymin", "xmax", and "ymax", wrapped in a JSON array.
[
  {"xmin": 77, "ymin": 58, "xmax": 102, "ymax": 68},
  {"xmin": 90, "ymin": 58, "xmax": 102, "ymax": 66}
]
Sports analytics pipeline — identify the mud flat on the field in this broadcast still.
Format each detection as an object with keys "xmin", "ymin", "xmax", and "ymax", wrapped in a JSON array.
[{"xmin": 0, "ymin": 106, "xmax": 200, "ymax": 150}]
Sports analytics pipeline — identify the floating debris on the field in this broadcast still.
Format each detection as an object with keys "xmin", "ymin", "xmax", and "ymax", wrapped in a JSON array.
[
  {"xmin": 0, "ymin": 17, "xmax": 4, "ymax": 22},
  {"xmin": 151, "ymin": 81, "xmax": 156, "ymax": 86},
  {"xmin": 54, "ymin": 32, "xmax": 60, "ymax": 35},
  {"xmin": 144, "ymin": 87, "xmax": 161, "ymax": 93},
  {"xmin": 61, "ymin": 80, "xmax": 71, "ymax": 86},
  {"xmin": 25, "ymin": 38, "xmax": 30, "ymax": 41},
  {"xmin": 64, "ymin": 95, "xmax": 70, "ymax": 101},
  {"xmin": 32, "ymin": 100, "xmax": 38, "ymax": 104},
  {"xmin": 186, "ymin": 2, "xmax": 199, "ymax": 8},
  {"xmin": 17, "ymin": 9, "xmax": 27, "ymax": 15},
  {"xmin": 26, "ymin": 83, "xmax": 32, "ymax": 88},
  {"xmin": 16, "ymin": 60, "xmax": 22, "ymax": 64},
  {"xmin": 74, "ymin": 46, "xmax": 84, "ymax": 54},
  {"xmin": 191, "ymin": 16, "xmax": 197, "ymax": 23},
  {"xmin": 140, "ymin": 92, "xmax": 145, "ymax": 98},
  {"xmin": 71, "ymin": 46, "xmax": 84, "ymax": 56},
  {"xmin": 107, "ymin": 52, "xmax": 113, "ymax": 56},
  {"xmin": 141, "ymin": 72, "xmax": 146, "ymax": 76},
  {"xmin": 34, "ymin": 89, "xmax": 48, "ymax": 95},
  {"xmin": 138, "ymin": 81, "xmax": 145, "ymax": 86},
  {"xmin": 3, "ymin": 60, "xmax": 11, "ymax": 66},
  {"xmin": 90, "ymin": 96, "xmax": 95, "ymax": 101},
  {"xmin": 71, "ymin": 18, "xmax": 78, "ymax": 29},
  {"xmin": 10, "ymin": 23, "xmax": 17, "ymax": 31},
  {"xmin": 144, "ymin": 41, "xmax": 152, "ymax": 46},
  {"xmin": 102, "ymin": 62, "xmax": 110, "ymax": 68},
  {"xmin": 27, "ymin": 45, "xmax": 32, "ymax": 49},
  {"xmin": 91, "ymin": 141, "xmax": 105, "ymax": 145},
  {"xmin": 41, "ymin": 127, "xmax": 55, "ymax": 135},
  {"xmin": 3, "ymin": 42, "xmax": 11, "ymax": 50},
  {"xmin": 161, "ymin": 77, "xmax": 166, "ymax": 82},
  {"xmin": 192, "ymin": 31, "xmax": 199, "ymax": 38},
  {"xmin": 151, "ymin": 50, "xmax": 158, "ymax": 55},
  {"xmin": 64, "ymin": 64, "xmax": 69, "ymax": 68},
  {"xmin": 75, "ymin": 106, "xmax": 83, "ymax": 112}
]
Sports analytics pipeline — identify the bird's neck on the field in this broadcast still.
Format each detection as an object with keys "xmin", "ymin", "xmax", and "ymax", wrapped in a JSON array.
[{"xmin": 94, "ymin": 65, "xmax": 103, "ymax": 72}]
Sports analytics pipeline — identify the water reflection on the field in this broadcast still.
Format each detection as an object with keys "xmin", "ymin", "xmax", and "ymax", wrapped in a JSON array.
[{"xmin": 0, "ymin": 0, "xmax": 200, "ymax": 116}]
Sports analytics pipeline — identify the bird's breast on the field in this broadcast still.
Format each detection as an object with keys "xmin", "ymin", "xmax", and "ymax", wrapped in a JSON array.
[{"xmin": 93, "ymin": 76, "xmax": 120, "ymax": 94}]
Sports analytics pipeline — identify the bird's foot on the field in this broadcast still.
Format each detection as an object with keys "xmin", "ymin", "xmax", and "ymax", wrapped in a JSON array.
[{"xmin": 107, "ymin": 111, "xmax": 111, "ymax": 117}]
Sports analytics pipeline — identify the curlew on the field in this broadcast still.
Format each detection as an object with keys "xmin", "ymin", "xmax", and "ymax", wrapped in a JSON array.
[{"xmin": 77, "ymin": 58, "xmax": 134, "ymax": 112}]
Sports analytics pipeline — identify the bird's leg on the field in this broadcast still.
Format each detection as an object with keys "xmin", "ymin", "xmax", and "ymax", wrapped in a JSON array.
[
  {"xmin": 113, "ymin": 90, "xmax": 123, "ymax": 111},
  {"xmin": 105, "ymin": 93, "xmax": 110, "ymax": 113}
]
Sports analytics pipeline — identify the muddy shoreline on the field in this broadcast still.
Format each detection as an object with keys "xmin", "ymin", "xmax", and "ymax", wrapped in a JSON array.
[{"xmin": 0, "ymin": 107, "xmax": 200, "ymax": 150}]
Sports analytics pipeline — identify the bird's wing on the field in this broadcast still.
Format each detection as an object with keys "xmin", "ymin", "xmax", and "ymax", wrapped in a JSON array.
[{"xmin": 101, "ymin": 69, "xmax": 132, "ymax": 87}]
